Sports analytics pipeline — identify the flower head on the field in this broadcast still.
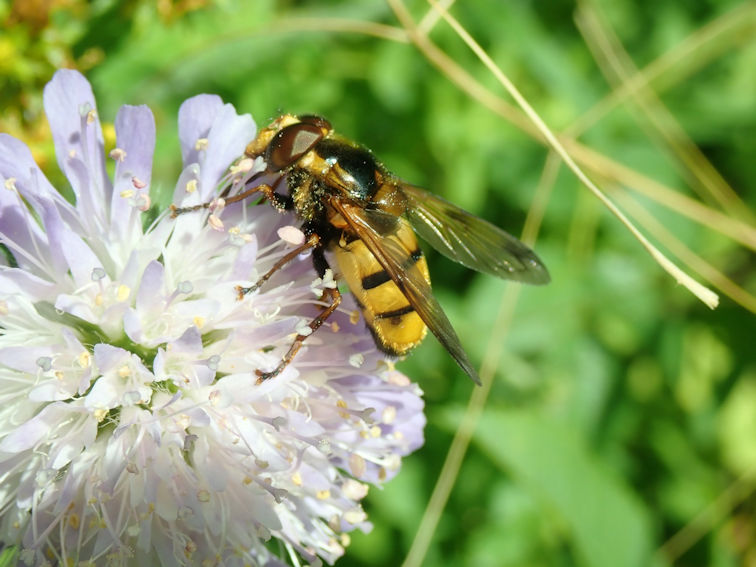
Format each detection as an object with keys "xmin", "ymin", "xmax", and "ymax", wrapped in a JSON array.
[{"xmin": 0, "ymin": 70, "xmax": 424, "ymax": 566}]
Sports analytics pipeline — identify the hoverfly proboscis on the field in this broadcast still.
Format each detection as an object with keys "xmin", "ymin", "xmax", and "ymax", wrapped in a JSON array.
[{"xmin": 171, "ymin": 114, "xmax": 549, "ymax": 385}]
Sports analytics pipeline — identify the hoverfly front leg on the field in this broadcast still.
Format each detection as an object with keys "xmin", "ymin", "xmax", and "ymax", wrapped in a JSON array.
[
  {"xmin": 170, "ymin": 175, "xmax": 291, "ymax": 217},
  {"xmin": 169, "ymin": 184, "xmax": 269, "ymax": 217}
]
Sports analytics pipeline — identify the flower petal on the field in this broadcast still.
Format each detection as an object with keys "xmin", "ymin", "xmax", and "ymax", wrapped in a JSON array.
[
  {"xmin": 0, "ymin": 134, "xmax": 79, "ymax": 275},
  {"xmin": 0, "ymin": 402, "xmax": 70, "ymax": 452},
  {"xmin": 178, "ymin": 94, "xmax": 225, "ymax": 168},
  {"xmin": 201, "ymin": 103, "xmax": 256, "ymax": 199},
  {"xmin": 39, "ymin": 198, "xmax": 103, "ymax": 289},
  {"xmin": 177, "ymin": 95, "xmax": 255, "ymax": 201},
  {"xmin": 43, "ymin": 69, "xmax": 111, "ymax": 225},
  {"xmin": 110, "ymin": 104, "xmax": 156, "ymax": 241}
]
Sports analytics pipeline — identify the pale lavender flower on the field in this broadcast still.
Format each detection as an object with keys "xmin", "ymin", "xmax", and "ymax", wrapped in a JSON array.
[{"xmin": 0, "ymin": 69, "xmax": 425, "ymax": 566}]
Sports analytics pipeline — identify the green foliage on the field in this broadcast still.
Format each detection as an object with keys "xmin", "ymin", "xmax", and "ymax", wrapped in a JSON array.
[
  {"xmin": 439, "ymin": 407, "xmax": 655, "ymax": 567},
  {"xmin": 2, "ymin": 0, "xmax": 755, "ymax": 566},
  {"xmin": 0, "ymin": 547, "xmax": 18, "ymax": 567}
]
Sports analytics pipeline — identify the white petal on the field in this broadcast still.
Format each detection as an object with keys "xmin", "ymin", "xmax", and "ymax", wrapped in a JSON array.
[{"xmin": 111, "ymin": 104, "xmax": 155, "ymax": 242}]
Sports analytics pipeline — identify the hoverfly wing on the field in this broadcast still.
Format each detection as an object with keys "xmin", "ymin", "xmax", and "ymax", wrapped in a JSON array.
[
  {"xmin": 401, "ymin": 185, "xmax": 550, "ymax": 285},
  {"xmin": 332, "ymin": 200, "xmax": 482, "ymax": 385}
]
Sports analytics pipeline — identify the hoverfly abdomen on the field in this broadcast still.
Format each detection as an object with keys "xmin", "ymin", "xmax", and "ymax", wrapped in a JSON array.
[{"xmin": 334, "ymin": 223, "xmax": 429, "ymax": 356}]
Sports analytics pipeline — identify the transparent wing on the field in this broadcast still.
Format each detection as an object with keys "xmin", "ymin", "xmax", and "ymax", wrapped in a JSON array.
[
  {"xmin": 402, "ymin": 185, "xmax": 550, "ymax": 285},
  {"xmin": 331, "ymin": 199, "xmax": 481, "ymax": 385}
]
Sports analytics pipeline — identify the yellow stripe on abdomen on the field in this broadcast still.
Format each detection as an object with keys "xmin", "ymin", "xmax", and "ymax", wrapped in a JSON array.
[{"xmin": 334, "ymin": 236, "xmax": 428, "ymax": 356}]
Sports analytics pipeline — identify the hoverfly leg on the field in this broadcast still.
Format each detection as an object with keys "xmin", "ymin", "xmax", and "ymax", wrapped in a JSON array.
[
  {"xmin": 255, "ymin": 286, "xmax": 342, "ymax": 383},
  {"xmin": 217, "ymin": 177, "xmax": 291, "ymax": 211},
  {"xmin": 235, "ymin": 233, "xmax": 321, "ymax": 298},
  {"xmin": 170, "ymin": 183, "xmax": 274, "ymax": 218}
]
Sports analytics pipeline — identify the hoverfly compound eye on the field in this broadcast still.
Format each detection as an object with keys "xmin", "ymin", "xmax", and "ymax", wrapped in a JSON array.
[{"xmin": 266, "ymin": 123, "xmax": 326, "ymax": 171}]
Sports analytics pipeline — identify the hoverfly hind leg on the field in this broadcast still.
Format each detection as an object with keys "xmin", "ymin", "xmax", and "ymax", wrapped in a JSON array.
[{"xmin": 255, "ymin": 286, "xmax": 342, "ymax": 383}]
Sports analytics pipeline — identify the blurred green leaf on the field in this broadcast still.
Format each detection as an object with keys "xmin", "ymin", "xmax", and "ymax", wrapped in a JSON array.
[{"xmin": 440, "ymin": 407, "xmax": 656, "ymax": 567}]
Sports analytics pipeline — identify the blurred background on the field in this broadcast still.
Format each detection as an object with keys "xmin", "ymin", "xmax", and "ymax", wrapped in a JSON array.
[{"xmin": 2, "ymin": 1, "xmax": 755, "ymax": 566}]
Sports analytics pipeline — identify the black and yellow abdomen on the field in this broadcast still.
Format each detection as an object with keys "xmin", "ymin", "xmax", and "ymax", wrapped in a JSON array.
[{"xmin": 333, "ymin": 223, "xmax": 429, "ymax": 356}]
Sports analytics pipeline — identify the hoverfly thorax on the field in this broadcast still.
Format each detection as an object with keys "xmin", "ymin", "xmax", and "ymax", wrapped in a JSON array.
[{"xmin": 316, "ymin": 139, "xmax": 385, "ymax": 203}]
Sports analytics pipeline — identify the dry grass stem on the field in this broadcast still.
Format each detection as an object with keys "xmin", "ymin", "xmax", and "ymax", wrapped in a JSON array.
[
  {"xmin": 568, "ymin": 1, "xmax": 756, "ymax": 143},
  {"xmin": 656, "ymin": 465, "xmax": 756, "ymax": 562},
  {"xmin": 415, "ymin": 0, "xmax": 718, "ymax": 308},
  {"xmin": 275, "ymin": 17, "xmax": 410, "ymax": 43},
  {"xmin": 570, "ymin": 143, "xmax": 756, "ymax": 251},
  {"xmin": 575, "ymin": 0, "xmax": 752, "ymax": 223},
  {"xmin": 613, "ymin": 189, "xmax": 756, "ymax": 313}
]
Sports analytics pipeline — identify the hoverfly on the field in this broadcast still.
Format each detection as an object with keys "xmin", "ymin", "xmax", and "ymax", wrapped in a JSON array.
[{"xmin": 173, "ymin": 114, "xmax": 549, "ymax": 384}]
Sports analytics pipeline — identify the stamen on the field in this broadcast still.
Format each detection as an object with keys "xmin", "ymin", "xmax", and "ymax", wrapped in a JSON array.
[
  {"xmin": 277, "ymin": 226, "xmax": 305, "ymax": 246},
  {"xmin": 208, "ymin": 214, "xmax": 224, "ymax": 231},
  {"xmin": 36, "ymin": 357, "xmax": 53, "ymax": 371},
  {"xmin": 77, "ymin": 351, "xmax": 92, "ymax": 368},
  {"xmin": 135, "ymin": 194, "xmax": 150, "ymax": 211},
  {"xmin": 91, "ymin": 267, "xmax": 107, "ymax": 281},
  {"xmin": 177, "ymin": 281, "xmax": 193, "ymax": 294},
  {"xmin": 207, "ymin": 355, "xmax": 220, "ymax": 370},
  {"xmin": 349, "ymin": 454, "xmax": 366, "ymax": 478},
  {"xmin": 116, "ymin": 285, "xmax": 130, "ymax": 302},
  {"xmin": 343, "ymin": 508, "xmax": 367, "ymax": 525},
  {"xmin": 342, "ymin": 479, "xmax": 368, "ymax": 500},
  {"xmin": 109, "ymin": 148, "xmax": 126, "ymax": 162}
]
